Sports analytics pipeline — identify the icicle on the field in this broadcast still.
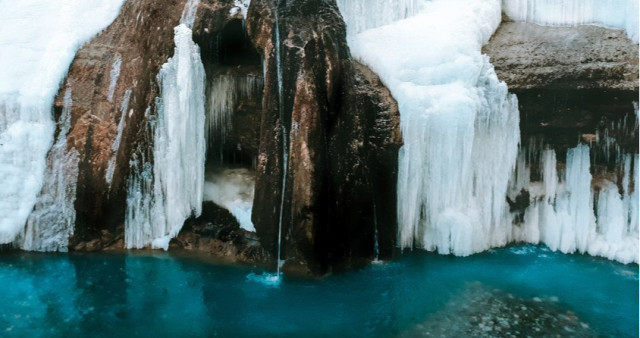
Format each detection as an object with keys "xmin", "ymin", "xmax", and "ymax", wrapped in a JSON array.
[
  {"xmin": 502, "ymin": 0, "xmax": 639, "ymax": 42},
  {"xmin": 205, "ymin": 74, "xmax": 263, "ymax": 152},
  {"xmin": 105, "ymin": 88, "xmax": 132, "ymax": 186}
]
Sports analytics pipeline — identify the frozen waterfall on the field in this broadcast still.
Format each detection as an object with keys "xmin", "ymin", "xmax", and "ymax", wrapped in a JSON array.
[
  {"xmin": 502, "ymin": 0, "xmax": 639, "ymax": 42},
  {"xmin": 0, "ymin": 0, "xmax": 125, "ymax": 245},
  {"xmin": 338, "ymin": 0, "xmax": 637, "ymax": 263},
  {"xmin": 341, "ymin": 0, "xmax": 520, "ymax": 256},
  {"xmin": 125, "ymin": 1, "xmax": 206, "ymax": 250}
]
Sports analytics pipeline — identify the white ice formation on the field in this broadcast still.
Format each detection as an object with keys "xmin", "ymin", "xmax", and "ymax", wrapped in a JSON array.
[
  {"xmin": 502, "ymin": 0, "xmax": 640, "ymax": 42},
  {"xmin": 0, "ymin": 0, "xmax": 125, "ymax": 245},
  {"xmin": 340, "ymin": 0, "xmax": 520, "ymax": 256},
  {"xmin": 338, "ymin": 0, "xmax": 638, "ymax": 263},
  {"xmin": 125, "ymin": 0, "xmax": 206, "ymax": 250},
  {"xmin": 205, "ymin": 74, "xmax": 263, "ymax": 151},
  {"xmin": 203, "ymin": 168, "xmax": 256, "ymax": 232},
  {"xmin": 508, "ymin": 142, "xmax": 638, "ymax": 264},
  {"xmin": 17, "ymin": 88, "xmax": 80, "ymax": 251}
]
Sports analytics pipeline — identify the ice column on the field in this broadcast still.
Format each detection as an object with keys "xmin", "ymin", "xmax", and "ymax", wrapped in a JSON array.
[
  {"xmin": 341, "ymin": 0, "xmax": 520, "ymax": 256},
  {"xmin": 18, "ymin": 88, "xmax": 80, "ymax": 251},
  {"xmin": 0, "ymin": 0, "xmax": 125, "ymax": 244},
  {"xmin": 125, "ymin": 0, "xmax": 206, "ymax": 250}
]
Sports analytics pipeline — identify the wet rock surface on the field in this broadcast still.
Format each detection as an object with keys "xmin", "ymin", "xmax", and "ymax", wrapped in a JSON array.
[
  {"xmin": 55, "ymin": 0, "xmax": 401, "ymax": 275},
  {"xmin": 246, "ymin": 0, "xmax": 401, "ymax": 276},
  {"xmin": 402, "ymin": 283, "xmax": 596, "ymax": 338},
  {"xmin": 171, "ymin": 202, "xmax": 268, "ymax": 264},
  {"xmin": 483, "ymin": 21, "xmax": 638, "ymax": 91}
]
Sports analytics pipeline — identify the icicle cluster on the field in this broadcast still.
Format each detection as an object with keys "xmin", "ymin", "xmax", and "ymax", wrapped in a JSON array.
[
  {"xmin": 205, "ymin": 74, "xmax": 263, "ymax": 150},
  {"xmin": 502, "ymin": 0, "xmax": 639, "ymax": 42},
  {"xmin": 0, "ymin": 0, "xmax": 125, "ymax": 245},
  {"xmin": 509, "ymin": 142, "xmax": 638, "ymax": 264},
  {"xmin": 125, "ymin": 1, "xmax": 206, "ymax": 250}
]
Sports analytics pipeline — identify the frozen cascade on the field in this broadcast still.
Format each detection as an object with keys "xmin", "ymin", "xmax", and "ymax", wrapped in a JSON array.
[
  {"xmin": 125, "ymin": 0, "xmax": 206, "ymax": 250},
  {"xmin": 502, "ymin": 0, "xmax": 639, "ymax": 42},
  {"xmin": 0, "ymin": 0, "xmax": 125, "ymax": 244},
  {"xmin": 17, "ymin": 88, "xmax": 79, "ymax": 251},
  {"xmin": 341, "ymin": 0, "xmax": 520, "ymax": 256},
  {"xmin": 510, "ymin": 143, "xmax": 639, "ymax": 263}
]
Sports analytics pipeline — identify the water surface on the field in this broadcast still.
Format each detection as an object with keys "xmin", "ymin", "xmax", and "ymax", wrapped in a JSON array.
[{"xmin": 0, "ymin": 245, "xmax": 637, "ymax": 337}]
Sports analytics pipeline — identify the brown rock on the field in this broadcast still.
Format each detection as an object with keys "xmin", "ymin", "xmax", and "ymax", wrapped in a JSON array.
[
  {"xmin": 483, "ymin": 22, "xmax": 639, "ymax": 91},
  {"xmin": 246, "ymin": 0, "xmax": 401, "ymax": 275}
]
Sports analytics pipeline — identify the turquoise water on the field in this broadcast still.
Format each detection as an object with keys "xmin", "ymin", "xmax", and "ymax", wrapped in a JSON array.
[{"xmin": 0, "ymin": 245, "xmax": 637, "ymax": 337}]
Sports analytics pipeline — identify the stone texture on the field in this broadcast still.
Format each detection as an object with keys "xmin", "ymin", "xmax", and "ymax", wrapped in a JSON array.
[
  {"xmin": 483, "ymin": 21, "xmax": 639, "ymax": 91},
  {"xmin": 246, "ymin": 0, "xmax": 401, "ymax": 275},
  {"xmin": 60, "ymin": 0, "xmax": 241, "ymax": 249}
]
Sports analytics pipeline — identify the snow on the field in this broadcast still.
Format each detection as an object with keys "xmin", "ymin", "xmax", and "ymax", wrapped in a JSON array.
[
  {"xmin": 125, "ymin": 9, "xmax": 206, "ymax": 249},
  {"xmin": 231, "ymin": 0, "xmax": 251, "ymax": 20},
  {"xmin": 203, "ymin": 168, "xmax": 255, "ymax": 232},
  {"xmin": 0, "ymin": 0, "xmax": 125, "ymax": 244},
  {"xmin": 502, "ymin": 0, "xmax": 639, "ymax": 42},
  {"xmin": 342, "ymin": 0, "xmax": 520, "ymax": 256}
]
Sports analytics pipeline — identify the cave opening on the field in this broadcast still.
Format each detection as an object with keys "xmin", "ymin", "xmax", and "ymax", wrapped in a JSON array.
[{"xmin": 193, "ymin": 18, "xmax": 264, "ymax": 232}]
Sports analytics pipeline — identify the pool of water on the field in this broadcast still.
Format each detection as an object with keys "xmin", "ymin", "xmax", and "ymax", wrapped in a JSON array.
[{"xmin": 0, "ymin": 245, "xmax": 637, "ymax": 337}]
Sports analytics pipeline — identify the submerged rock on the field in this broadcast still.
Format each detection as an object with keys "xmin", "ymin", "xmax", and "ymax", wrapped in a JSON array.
[{"xmin": 402, "ymin": 283, "xmax": 597, "ymax": 337}]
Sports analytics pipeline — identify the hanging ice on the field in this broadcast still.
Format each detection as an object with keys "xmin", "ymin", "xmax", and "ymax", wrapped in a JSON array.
[
  {"xmin": 0, "ymin": 0, "xmax": 125, "ymax": 244},
  {"xmin": 341, "ymin": 0, "xmax": 520, "ymax": 256},
  {"xmin": 17, "ymin": 88, "xmax": 79, "ymax": 251},
  {"xmin": 125, "ymin": 0, "xmax": 206, "ymax": 250},
  {"xmin": 205, "ymin": 74, "xmax": 263, "ymax": 151},
  {"xmin": 510, "ymin": 143, "xmax": 638, "ymax": 264},
  {"xmin": 502, "ymin": 0, "xmax": 639, "ymax": 42}
]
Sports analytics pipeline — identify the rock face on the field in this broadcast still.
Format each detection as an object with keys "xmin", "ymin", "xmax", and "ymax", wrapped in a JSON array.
[
  {"xmin": 55, "ymin": 0, "xmax": 401, "ymax": 275},
  {"xmin": 246, "ymin": 0, "xmax": 401, "ymax": 275},
  {"xmin": 60, "ymin": 0, "xmax": 247, "ymax": 249},
  {"xmin": 483, "ymin": 20, "xmax": 638, "ymax": 151},
  {"xmin": 60, "ymin": 0, "xmax": 190, "ymax": 248},
  {"xmin": 483, "ymin": 20, "xmax": 639, "ymax": 91}
]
